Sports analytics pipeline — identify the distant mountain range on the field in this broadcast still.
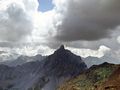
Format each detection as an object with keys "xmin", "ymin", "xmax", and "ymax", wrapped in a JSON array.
[
  {"xmin": 1, "ymin": 48, "xmax": 120, "ymax": 68},
  {"xmin": 0, "ymin": 45, "xmax": 87, "ymax": 90},
  {"xmin": 83, "ymin": 54, "xmax": 120, "ymax": 68},
  {"xmin": 1, "ymin": 54, "xmax": 45, "ymax": 66}
]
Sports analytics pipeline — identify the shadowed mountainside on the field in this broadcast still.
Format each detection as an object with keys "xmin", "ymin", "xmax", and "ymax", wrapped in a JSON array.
[{"xmin": 0, "ymin": 45, "xmax": 87, "ymax": 90}]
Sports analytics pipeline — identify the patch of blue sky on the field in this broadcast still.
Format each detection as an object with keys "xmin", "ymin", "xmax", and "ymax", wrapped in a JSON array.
[{"xmin": 38, "ymin": 0, "xmax": 54, "ymax": 12}]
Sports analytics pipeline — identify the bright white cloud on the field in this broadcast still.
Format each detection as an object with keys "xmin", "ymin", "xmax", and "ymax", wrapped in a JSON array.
[
  {"xmin": 117, "ymin": 36, "xmax": 120, "ymax": 44},
  {"xmin": 0, "ymin": 0, "xmax": 34, "ymax": 42},
  {"xmin": 67, "ymin": 45, "xmax": 110, "ymax": 58}
]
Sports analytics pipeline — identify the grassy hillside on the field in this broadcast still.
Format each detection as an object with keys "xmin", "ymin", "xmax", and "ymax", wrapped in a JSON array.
[
  {"xmin": 58, "ymin": 62, "xmax": 120, "ymax": 90},
  {"xmin": 98, "ymin": 66, "xmax": 120, "ymax": 90}
]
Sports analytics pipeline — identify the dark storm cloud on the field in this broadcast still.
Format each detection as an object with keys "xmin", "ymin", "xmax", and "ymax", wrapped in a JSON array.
[
  {"xmin": 0, "ymin": 3, "xmax": 33, "ymax": 42},
  {"xmin": 54, "ymin": 0, "xmax": 120, "ymax": 41}
]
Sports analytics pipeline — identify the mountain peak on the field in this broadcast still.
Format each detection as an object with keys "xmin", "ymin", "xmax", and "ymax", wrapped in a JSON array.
[
  {"xmin": 44, "ymin": 44, "xmax": 87, "ymax": 77},
  {"xmin": 54, "ymin": 45, "xmax": 66, "ymax": 54},
  {"xmin": 59, "ymin": 45, "xmax": 65, "ymax": 50},
  {"xmin": 58, "ymin": 45, "xmax": 65, "ymax": 51}
]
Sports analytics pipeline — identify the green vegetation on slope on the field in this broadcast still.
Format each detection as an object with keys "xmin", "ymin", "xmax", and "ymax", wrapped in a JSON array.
[{"xmin": 58, "ymin": 63, "xmax": 120, "ymax": 90}]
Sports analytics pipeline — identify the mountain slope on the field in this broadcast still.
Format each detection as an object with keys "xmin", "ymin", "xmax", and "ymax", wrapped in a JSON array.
[
  {"xmin": 43, "ymin": 45, "xmax": 87, "ymax": 77},
  {"xmin": 29, "ymin": 45, "xmax": 87, "ymax": 90},
  {"xmin": 98, "ymin": 66, "xmax": 120, "ymax": 90},
  {"xmin": 58, "ymin": 62, "xmax": 120, "ymax": 90},
  {"xmin": 0, "ymin": 45, "xmax": 87, "ymax": 90}
]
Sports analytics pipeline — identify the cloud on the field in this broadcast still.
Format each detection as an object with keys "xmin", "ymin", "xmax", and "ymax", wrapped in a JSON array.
[
  {"xmin": 0, "ymin": 0, "xmax": 33, "ymax": 42},
  {"xmin": 66, "ymin": 45, "xmax": 110, "ymax": 58},
  {"xmin": 0, "ymin": 51, "xmax": 7, "ymax": 54},
  {"xmin": 0, "ymin": 0, "xmax": 120, "ymax": 62},
  {"xmin": 0, "ymin": 44, "xmax": 55, "ymax": 61},
  {"xmin": 117, "ymin": 36, "xmax": 120, "ymax": 44},
  {"xmin": 53, "ymin": 0, "xmax": 120, "ymax": 41}
]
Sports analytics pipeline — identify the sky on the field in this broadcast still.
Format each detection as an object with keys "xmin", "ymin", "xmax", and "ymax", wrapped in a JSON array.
[
  {"xmin": 38, "ymin": 0, "xmax": 54, "ymax": 12},
  {"xmin": 0, "ymin": 0, "xmax": 120, "ymax": 62}
]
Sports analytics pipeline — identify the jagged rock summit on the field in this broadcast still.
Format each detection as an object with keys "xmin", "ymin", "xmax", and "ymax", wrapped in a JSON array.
[
  {"xmin": 0, "ymin": 45, "xmax": 87, "ymax": 90},
  {"xmin": 44, "ymin": 45, "xmax": 87, "ymax": 77},
  {"xmin": 54, "ymin": 45, "xmax": 67, "ymax": 54},
  {"xmin": 59, "ymin": 45, "xmax": 65, "ymax": 50}
]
